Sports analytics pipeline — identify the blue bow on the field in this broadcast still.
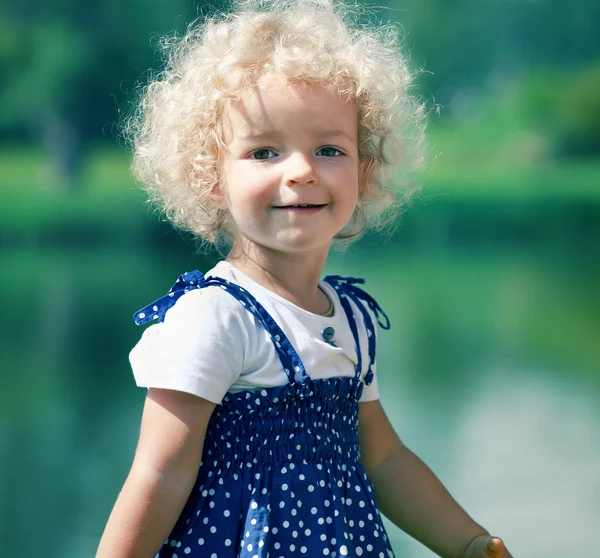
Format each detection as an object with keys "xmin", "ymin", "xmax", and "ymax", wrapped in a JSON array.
[
  {"xmin": 324, "ymin": 275, "xmax": 390, "ymax": 330},
  {"xmin": 133, "ymin": 270, "xmax": 207, "ymax": 325}
]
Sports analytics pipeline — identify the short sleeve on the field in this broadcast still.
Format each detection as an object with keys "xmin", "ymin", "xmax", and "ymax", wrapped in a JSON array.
[
  {"xmin": 129, "ymin": 287, "xmax": 247, "ymax": 404},
  {"xmin": 359, "ymin": 370, "xmax": 379, "ymax": 402},
  {"xmin": 357, "ymin": 302, "xmax": 380, "ymax": 403}
]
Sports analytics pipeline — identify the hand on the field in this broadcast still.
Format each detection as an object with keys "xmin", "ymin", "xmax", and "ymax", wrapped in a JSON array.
[{"xmin": 461, "ymin": 535, "xmax": 513, "ymax": 558}]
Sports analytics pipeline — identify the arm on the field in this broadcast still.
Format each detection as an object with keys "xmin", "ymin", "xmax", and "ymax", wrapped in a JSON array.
[
  {"xmin": 358, "ymin": 400, "xmax": 488, "ymax": 558},
  {"xmin": 96, "ymin": 388, "xmax": 216, "ymax": 558}
]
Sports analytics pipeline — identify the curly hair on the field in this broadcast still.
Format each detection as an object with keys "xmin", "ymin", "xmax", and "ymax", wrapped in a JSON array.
[{"xmin": 123, "ymin": 0, "xmax": 426, "ymax": 245}]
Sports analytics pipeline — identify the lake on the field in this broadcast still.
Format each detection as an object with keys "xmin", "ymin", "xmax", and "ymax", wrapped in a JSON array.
[{"xmin": 1, "ymin": 240, "xmax": 598, "ymax": 557}]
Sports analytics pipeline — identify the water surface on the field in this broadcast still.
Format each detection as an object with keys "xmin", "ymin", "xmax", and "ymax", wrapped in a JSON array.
[{"xmin": 2, "ymin": 246, "xmax": 598, "ymax": 557}]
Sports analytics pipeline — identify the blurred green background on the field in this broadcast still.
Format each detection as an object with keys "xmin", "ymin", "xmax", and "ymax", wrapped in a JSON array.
[{"xmin": 1, "ymin": 0, "xmax": 599, "ymax": 556}]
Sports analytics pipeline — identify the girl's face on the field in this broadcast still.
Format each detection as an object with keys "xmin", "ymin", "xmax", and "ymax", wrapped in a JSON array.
[{"xmin": 215, "ymin": 73, "xmax": 361, "ymax": 258}]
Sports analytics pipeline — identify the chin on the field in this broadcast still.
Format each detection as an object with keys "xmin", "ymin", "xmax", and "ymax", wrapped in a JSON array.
[
  {"xmin": 237, "ymin": 229, "xmax": 335, "ymax": 256},
  {"xmin": 267, "ymin": 236, "xmax": 331, "ymax": 255}
]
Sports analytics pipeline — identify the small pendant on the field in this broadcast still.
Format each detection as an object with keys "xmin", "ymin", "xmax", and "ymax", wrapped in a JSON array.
[{"xmin": 322, "ymin": 326, "xmax": 335, "ymax": 342}]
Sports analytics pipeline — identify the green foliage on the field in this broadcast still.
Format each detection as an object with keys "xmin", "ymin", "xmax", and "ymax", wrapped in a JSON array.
[
  {"xmin": 0, "ymin": 0, "xmax": 198, "ymax": 137},
  {"xmin": 558, "ymin": 65, "xmax": 600, "ymax": 157},
  {"xmin": 516, "ymin": 65, "xmax": 600, "ymax": 158},
  {"xmin": 391, "ymin": 0, "xmax": 600, "ymax": 96},
  {"xmin": 0, "ymin": 19, "xmax": 93, "ymax": 124},
  {"xmin": 1, "ymin": 0, "xmax": 599, "ymax": 143}
]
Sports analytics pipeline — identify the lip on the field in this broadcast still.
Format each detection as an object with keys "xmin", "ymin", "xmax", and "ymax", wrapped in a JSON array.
[
  {"xmin": 272, "ymin": 204, "xmax": 328, "ymax": 214},
  {"xmin": 272, "ymin": 203, "xmax": 327, "ymax": 209}
]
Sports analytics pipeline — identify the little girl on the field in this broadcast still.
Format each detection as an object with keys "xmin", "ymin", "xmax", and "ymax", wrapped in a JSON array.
[{"xmin": 97, "ymin": 0, "xmax": 514, "ymax": 556}]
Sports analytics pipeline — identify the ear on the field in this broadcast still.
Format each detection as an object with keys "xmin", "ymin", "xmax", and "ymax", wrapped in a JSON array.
[
  {"xmin": 358, "ymin": 159, "xmax": 372, "ymax": 195},
  {"xmin": 208, "ymin": 182, "xmax": 228, "ymax": 210}
]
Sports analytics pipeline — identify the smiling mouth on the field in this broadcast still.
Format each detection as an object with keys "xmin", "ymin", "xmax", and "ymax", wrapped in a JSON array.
[{"xmin": 273, "ymin": 204, "xmax": 327, "ymax": 209}]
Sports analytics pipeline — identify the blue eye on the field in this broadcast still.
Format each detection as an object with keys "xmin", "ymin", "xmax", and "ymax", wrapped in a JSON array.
[
  {"xmin": 251, "ymin": 149, "xmax": 277, "ymax": 160},
  {"xmin": 317, "ymin": 146, "xmax": 343, "ymax": 157}
]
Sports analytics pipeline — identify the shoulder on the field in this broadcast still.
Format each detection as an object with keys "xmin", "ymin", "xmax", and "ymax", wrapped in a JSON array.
[
  {"xmin": 134, "ymin": 262, "xmax": 254, "ymax": 330},
  {"xmin": 165, "ymin": 283, "xmax": 242, "ymax": 320},
  {"xmin": 129, "ymin": 267, "xmax": 252, "ymax": 366},
  {"xmin": 156, "ymin": 281, "xmax": 257, "ymax": 351}
]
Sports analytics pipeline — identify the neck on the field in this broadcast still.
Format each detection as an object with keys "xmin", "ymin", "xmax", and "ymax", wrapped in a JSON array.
[{"xmin": 226, "ymin": 241, "xmax": 331, "ymax": 314}]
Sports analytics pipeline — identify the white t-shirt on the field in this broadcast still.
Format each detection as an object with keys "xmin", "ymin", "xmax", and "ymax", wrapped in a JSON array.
[{"xmin": 129, "ymin": 261, "xmax": 380, "ymax": 404}]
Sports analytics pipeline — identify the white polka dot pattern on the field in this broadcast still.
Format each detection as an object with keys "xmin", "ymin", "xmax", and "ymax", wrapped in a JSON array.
[
  {"xmin": 134, "ymin": 271, "xmax": 394, "ymax": 557},
  {"xmin": 156, "ymin": 379, "xmax": 395, "ymax": 557}
]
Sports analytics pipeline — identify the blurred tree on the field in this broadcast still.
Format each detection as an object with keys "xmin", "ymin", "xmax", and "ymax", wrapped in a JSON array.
[
  {"xmin": 385, "ymin": 0, "xmax": 600, "ymax": 109},
  {"xmin": 558, "ymin": 64, "xmax": 600, "ymax": 157},
  {"xmin": 0, "ymin": 0, "xmax": 599, "ymax": 188},
  {"xmin": 515, "ymin": 64, "xmax": 600, "ymax": 159},
  {"xmin": 0, "ymin": 0, "xmax": 204, "ymax": 189},
  {"xmin": 0, "ymin": 17, "xmax": 92, "ymax": 189}
]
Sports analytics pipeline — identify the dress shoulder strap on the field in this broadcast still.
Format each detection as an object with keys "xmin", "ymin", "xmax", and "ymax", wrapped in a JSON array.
[
  {"xmin": 133, "ymin": 270, "xmax": 309, "ymax": 387},
  {"xmin": 324, "ymin": 275, "xmax": 390, "ymax": 385}
]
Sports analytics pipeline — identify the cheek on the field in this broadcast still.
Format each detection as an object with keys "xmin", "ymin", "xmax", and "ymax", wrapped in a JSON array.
[
  {"xmin": 240, "ymin": 167, "xmax": 277, "ymax": 203},
  {"xmin": 334, "ymin": 166, "xmax": 360, "ymax": 197},
  {"xmin": 226, "ymin": 165, "xmax": 276, "ymax": 209}
]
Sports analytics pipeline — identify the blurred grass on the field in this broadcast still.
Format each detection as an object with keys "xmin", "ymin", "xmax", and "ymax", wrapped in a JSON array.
[
  {"xmin": 425, "ymin": 121, "xmax": 600, "ymax": 200},
  {"xmin": 1, "ymin": 122, "xmax": 600, "ymax": 237},
  {"xmin": 0, "ymin": 144, "xmax": 147, "ymax": 238}
]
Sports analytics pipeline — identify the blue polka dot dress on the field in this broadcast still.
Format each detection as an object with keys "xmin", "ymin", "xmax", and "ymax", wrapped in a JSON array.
[{"xmin": 134, "ymin": 270, "xmax": 395, "ymax": 558}]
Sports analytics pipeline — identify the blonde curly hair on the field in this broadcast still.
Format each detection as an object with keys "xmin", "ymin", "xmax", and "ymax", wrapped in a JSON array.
[{"xmin": 124, "ymin": 0, "xmax": 426, "ymax": 244}]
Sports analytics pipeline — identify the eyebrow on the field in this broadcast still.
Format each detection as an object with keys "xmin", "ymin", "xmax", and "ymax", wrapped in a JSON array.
[
  {"xmin": 320, "ymin": 129, "xmax": 356, "ymax": 141},
  {"xmin": 235, "ymin": 129, "xmax": 356, "ymax": 142},
  {"xmin": 235, "ymin": 130, "xmax": 279, "ymax": 141}
]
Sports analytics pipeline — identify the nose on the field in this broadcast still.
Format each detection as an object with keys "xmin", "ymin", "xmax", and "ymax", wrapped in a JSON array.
[{"xmin": 283, "ymin": 152, "xmax": 318, "ymax": 187}]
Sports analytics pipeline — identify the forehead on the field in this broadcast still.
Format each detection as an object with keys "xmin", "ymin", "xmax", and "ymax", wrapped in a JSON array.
[{"xmin": 224, "ymin": 73, "xmax": 358, "ymax": 140}]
